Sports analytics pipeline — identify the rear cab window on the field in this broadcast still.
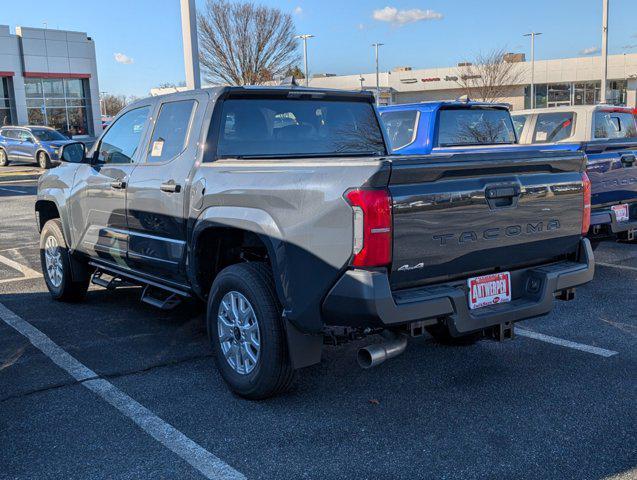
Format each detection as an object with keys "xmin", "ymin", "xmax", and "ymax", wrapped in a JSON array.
[
  {"xmin": 146, "ymin": 99, "xmax": 197, "ymax": 163},
  {"xmin": 533, "ymin": 112, "xmax": 575, "ymax": 143},
  {"xmin": 436, "ymin": 107, "xmax": 516, "ymax": 147},
  {"xmin": 593, "ymin": 110, "xmax": 637, "ymax": 139},
  {"xmin": 379, "ymin": 110, "xmax": 419, "ymax": 150},
  {"xmin": 511, "ymin": 114, "xmax": 528, "ymax": 140},
  {"xmin": 216, "ymin": 97, "xmax": 385, "ymax": 158}
]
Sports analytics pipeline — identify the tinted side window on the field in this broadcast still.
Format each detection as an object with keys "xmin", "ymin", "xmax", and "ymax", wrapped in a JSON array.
[
  {"xmin": 533, "ymin": 112, "xmax": 574, "ymax": 143},
  {"xmin": 0, "ymin": 128, "xmax": 14, "ymax": 139},
  {"xmin": 98, "ymin": 106, "xmax": 150, "ymax": 164},
  {"xmin": 511, "ymin": 114, "xmax": 528, "ymax": 140},
  {"xmin": 147, "ymin": 100, "xmax": 196, "ymax": 163},
  {"xmin": 16, "ymin": 130, "xmax": 33, "ymax": 142},
  {"xmin": 380, "ymin": 110, "xmax": 419, "ymax": 150},
  {"xmin": 594, "ymin": 111, "xmax": 637, "ymax": 139}
]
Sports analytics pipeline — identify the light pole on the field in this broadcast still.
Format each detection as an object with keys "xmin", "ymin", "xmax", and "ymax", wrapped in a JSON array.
[
  {"xmin": 180, "ymin": 0, "xmax": 201, "ymax": 90},
  {"xmin": 600, "ymin": 0, "xmax": 609, "ymax": 103},
  {"xmin": 358, "ymin": 75, "xmax": 365, "ymax": 90},
  {"xmin": 296, "ymin": 34, "xmax": 314, "ymax": 87},
  {"xmin": 99, "ymin": 91, "xmax": 107, "ymax": 116},
  {"xmin": 372, "ymin": 43, "xmax": 384, "ymax": 105},
  {"xmin": 523, "ymin": 32, "xmax": 542, "ymax": 109}
]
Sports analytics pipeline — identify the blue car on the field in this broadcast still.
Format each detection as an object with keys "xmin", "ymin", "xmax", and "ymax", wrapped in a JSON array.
[{"xmin": 0, "ymin": 126, "xmax": 77, "ymax": 169}]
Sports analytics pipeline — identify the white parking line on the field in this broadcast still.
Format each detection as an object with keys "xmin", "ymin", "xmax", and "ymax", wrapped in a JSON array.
[
  {"xmin": 0, "ymin": 254, "xmax": 42, "ymax": 284},
  {"xmin": 596, "ymin": 262, "xmax": 637, "ymax": 272},
  {"xmin": 0, "ymin": 302, "xmax": 246, "ymax": 480},
  {"xmin": 516, "ymin": 328, "xmax": 619, "ymax": 358}
]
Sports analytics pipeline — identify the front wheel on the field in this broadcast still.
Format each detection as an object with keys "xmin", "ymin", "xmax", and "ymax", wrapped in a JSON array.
[
  {"xmin": 0, "ymin": 148, "xmax": 8, "ymax": 166},
  {"xmin": 40, "ymin": 219, "xmax": 89, "ymax": 301},
  {"xmin": 207, "ymin": 262, "xmax": 295, "ymax": 400},
  {"xmin": 37, "ymin": 151, "xmax": 51, "ymax": 169}
]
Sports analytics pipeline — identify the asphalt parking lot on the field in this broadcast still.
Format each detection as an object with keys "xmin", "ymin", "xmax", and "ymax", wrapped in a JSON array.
[{"xmin": 0, "ymin": 169, "xmax": 635, "ymax": 480}]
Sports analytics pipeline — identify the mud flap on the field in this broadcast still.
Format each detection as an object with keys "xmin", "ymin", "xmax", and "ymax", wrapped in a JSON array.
[{"xmin": 284, "ymin": 319, "xmax": 322, "ymax": 369}]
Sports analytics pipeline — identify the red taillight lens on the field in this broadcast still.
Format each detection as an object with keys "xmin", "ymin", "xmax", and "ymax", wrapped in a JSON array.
[
  {"xmin": 581, "ymin": 172, "xmax": 591, "ymax": 235},
  {"xmin": 345, "ymin": 188, "xmax": 392, "ymax": 267}
]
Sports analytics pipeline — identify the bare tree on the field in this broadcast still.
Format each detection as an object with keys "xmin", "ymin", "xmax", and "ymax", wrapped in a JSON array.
[
  {"xmin": 455, "ymin": 48, "xmax": 526, "ymax": 103},
  {"xmin": 198, "ymin": 0, "xmax": 300, "ymax": 86},
  {"xmin": 101, "ymin": 94, "xmax": 126, "ymax": 117}
]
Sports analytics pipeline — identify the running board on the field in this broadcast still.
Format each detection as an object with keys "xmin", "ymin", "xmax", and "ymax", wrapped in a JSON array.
[{"xmin": 88, "ymin": 261, "xmax": 190, "ymax": 310}]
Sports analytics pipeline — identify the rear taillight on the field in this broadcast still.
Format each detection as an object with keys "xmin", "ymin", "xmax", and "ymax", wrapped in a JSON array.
[
  {"xmin": 345, "ymin": 188, "xmax": 392, "ymax": 267},
  {"xmin": 581, "ymin": 172, "xmax": 591, "ymax": 235}
]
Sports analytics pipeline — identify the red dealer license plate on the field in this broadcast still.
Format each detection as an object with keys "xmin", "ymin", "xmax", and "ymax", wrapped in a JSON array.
[
  {"xmin": 467, "ymin": 272, "xmax": 512, "ymax": 310},
  {"xmin": 611, "ymin": 204, "xmax": 629, "ymax": 222}
]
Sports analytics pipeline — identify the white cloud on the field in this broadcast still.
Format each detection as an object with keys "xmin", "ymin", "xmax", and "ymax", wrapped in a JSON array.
[
  {"xmin": 114, "ymin": 52, "xmax": 134, "ymax": 64},
  {"xmin": 372, "ymin": 6, "xmax": 442, "ymax": 26},
  {"xmin": 293, "ymin": 6, "xmax": 303, "ymax": 15},
  {"xmin": 358, "ymin": 23, "xmax": 365, "ymax": 30},
  {"xmin": 579, "ymin": 46, "xmax": 600, "ymax": 55}
]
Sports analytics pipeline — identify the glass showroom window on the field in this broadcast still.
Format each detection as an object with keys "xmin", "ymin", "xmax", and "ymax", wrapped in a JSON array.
[
  {"xmin": 25, "ymin": 78, "xmax": 91, "ymax": 136},
  {"xmin": 608, "ymin": 80, "xmax": 627, "ymax": 106},
  {"xmin": 574, "ymin": 82, "xmax": 601, "ymax": 105},
  {"xmin": 0, "ymin": 77, "xmax": 13, "ymax": 127}
]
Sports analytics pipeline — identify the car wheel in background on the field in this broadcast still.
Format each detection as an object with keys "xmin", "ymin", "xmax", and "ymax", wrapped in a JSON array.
[
  {"xmin": 37, "ymin": 151, "xmax": 51, "ymax": 169},
  {"xmin": 0, "ymin": 148, "xmax": 8, "ymax": 167},
  {"xmin": 39, "ymin": 219, "xmax": 89, "ymax": 302},
  {"xmin": 207, "ymin": 262, "xmax": 296, "ymax": 400}
]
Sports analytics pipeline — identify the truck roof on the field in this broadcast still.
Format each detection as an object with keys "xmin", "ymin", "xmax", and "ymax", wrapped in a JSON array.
[
  {"xmin": 379, "ymin": 100, "xmax": 511, "ymax": 113},
  {"xmin": 513, "ymin": 105, "xmax": 635, "ymax": 116}
]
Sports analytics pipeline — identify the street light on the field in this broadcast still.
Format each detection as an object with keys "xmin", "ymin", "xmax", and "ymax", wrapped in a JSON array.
[
  {"xmin": 523, "ymin": 32, "xmax": 542, "ymax": 109},
  {"xmin": 372, "ymin": 43, "xmax": 384, "ymax": 105},
  {"xmin": 296, "ymin": 34, "xmax": 314, "ymax": 87},
  {"xmin": 358, "ymin": 75, "xmax": 365, "ymax": 90},
  {"xmin": 600, "ymin": 0, "xmax": 609, "ymax": 103},
  {"xmin": 180, "ymin": 0, "xmax": 201, "ymax": 90},
  {"xmin": 99, "ymin": 91, "xmax": 107, "ymax": 116}
]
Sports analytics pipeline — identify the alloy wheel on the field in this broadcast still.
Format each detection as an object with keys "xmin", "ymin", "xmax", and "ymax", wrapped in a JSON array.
[
  {"xmin": 44, "ymin": 235, "xmax": 63, "ymax": 288},
  {"xmin": 217, "ymin": 291, "xmax": 261, "ymax": 375}
]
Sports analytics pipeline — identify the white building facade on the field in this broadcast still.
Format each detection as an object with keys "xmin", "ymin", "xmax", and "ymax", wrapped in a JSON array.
[
  {"xmin": 0, "ymin": 25, "xmax": 102, "ymax": 137},
  {"xmin": 308, "ymin": 53, "xmax": 637, "ymax": 110}
]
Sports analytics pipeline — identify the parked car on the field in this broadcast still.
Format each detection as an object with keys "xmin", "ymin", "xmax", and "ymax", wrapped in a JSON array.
[
  {"xmin": 36, "ymin": 87, "xmax": 593, "ymax": 399},
  {"xmin": 512, "ymin": 105, "xmax": 637, "ymax": 245},
  {"xmin": 0, "ymin": 126, "xmax": 77, "ymax": 169}
]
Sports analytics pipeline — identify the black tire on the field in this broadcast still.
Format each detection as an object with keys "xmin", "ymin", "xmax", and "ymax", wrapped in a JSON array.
[
  {"xmin": 0, "ymin": 148, "xmax": 8, "ymax": 167},
  {"xmin": 207, "ymin": 262, "xmax": 296, "ymax": 400},
  {"xmin": 37, "ymin": 151, "xmax": 51, "ymax": 169},
  {"xmin": 39, "ymin": 219, "xmax": 89, "ymax": 302},
  {"xmin": 426, "ymin": 322, "xmax": 482, "ymax": 346}
]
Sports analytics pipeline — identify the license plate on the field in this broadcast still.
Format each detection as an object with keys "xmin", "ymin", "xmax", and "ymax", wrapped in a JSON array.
[
  {"xmin": 611, "ymin": 204, "xmax": 629, "ymax": 222},
  {"xmin": 467, "ymin": 272, "xmax": 511, "ymax": 310}
]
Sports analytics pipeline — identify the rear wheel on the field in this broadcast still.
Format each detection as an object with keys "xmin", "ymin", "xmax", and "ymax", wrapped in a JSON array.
[
  {"xmin": 40, "ymin": 219, "xmax": 89, "ymax": 301},
  {"xmin": 0, "ymin": 148, "xmax": 8, "ymax": 166},
  {"xmin": 426, "ymin": 322, "xmax": 482, "ymax": 346},
  {"xmin": 207, "ymin": 262, "xmax": 295, "ymax": 400},
  {"xmin": 37, "ymin": 151, "xmax": 51, "ymax": 169}
]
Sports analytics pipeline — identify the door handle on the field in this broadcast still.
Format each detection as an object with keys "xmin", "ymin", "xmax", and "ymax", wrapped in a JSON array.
[
  {"xmin": 110, "ymin": 180, "xmax": 126, "ymax": 189},
  {"xmin": 620, "ymin": 154, "xmax": 635, "ymax": 167},
  {"xmin": 160, "ymin": 182, "xmax": 181, "ymax": 193}
]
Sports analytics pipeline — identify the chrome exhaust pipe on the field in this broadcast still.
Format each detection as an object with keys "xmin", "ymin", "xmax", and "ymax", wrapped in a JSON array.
[{"xmin": 357, "ymin": 331, "xmax": 408, "ymax": 369}]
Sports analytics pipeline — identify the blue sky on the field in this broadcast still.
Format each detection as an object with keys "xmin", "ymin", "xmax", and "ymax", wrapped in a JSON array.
[{"xmin": 3, "ymin": 0, "xmax": 636, "ymax": 97}]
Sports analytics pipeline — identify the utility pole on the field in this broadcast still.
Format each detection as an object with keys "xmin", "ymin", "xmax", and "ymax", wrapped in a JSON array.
[
  {"xmin": 358, "ymin": 75, "xmax": 365, "ymax": 90},
  {"xmin": 99, "ymin": 91, "xmax": 107, "ymax": 116},
  {"xmin": 295, "ymin": 34, "xmax": 314, "ymax": 87},
  {"xmin": 372, "ymin": 43, "xmax": 384, "ymax": 106},
  {"xmin": 600, "ymin": 0, "xmax": 609, "ymax": 103},
  {"xmin": 180, "ymin": 0, "xmax": 201, "ymax": 90},
  {"xmin": 523, "ymin": 32, "xmax": 542, "ymax": 109}
]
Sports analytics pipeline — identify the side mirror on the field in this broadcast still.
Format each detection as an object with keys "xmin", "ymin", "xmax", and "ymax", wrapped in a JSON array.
[{"xmin": 60, "ymin": 142, "xmax": 87, "ymax": 164}]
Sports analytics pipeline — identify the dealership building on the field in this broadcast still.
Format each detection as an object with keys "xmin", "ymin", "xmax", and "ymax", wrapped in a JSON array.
[
  {"xmin": 308, "ymin": 53, "xmax": 637, "ymax": 110},
  {"xmin": 0, "ymin": 25, "xmax": 102, "ymax": 138}
]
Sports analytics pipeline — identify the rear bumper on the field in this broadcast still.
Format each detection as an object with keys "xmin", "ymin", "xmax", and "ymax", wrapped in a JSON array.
[
  {"xmin": 322, "ymin": 239, "xmax": 594, "ymax": 336},
  {"xmin": 590, "ymin": 204, "xmax": 637, "ymax": 234}
]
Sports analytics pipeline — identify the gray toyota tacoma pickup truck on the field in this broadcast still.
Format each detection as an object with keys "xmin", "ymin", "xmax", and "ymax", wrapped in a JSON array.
[{"xmin": 36, "ymin": 86, "xmax": 594, "ymax": 399}]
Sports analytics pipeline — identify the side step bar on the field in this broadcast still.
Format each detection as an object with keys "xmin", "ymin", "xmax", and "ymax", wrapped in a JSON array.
[{"xmin": 89, "ymin": 261, "xmax": 190, "ymax": 310}]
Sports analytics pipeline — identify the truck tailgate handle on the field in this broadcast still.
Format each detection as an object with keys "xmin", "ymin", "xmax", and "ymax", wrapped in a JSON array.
[
  {"xmin": 110, "ymin": 180, "xmax": 126, "ymax": 189},
  {"xmin": 620, "ymin": 154, "xmax": 635, "ymax": 167},
  {"xmin": 485, "ymin": 184, "xmax": 520, "ymax": 209},
  {"xmin": 160, "ymin": 181, "xmax": 181, "ymax": 193}
]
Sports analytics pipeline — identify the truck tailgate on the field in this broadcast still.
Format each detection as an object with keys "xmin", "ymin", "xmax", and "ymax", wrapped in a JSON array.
[
  {"xmin": 388, "ymin": 150, "xmax": 587, "ymax": 289},
  {"xmin": 583, "ymin": 140, "xmax": 637, "ymax": 207}
]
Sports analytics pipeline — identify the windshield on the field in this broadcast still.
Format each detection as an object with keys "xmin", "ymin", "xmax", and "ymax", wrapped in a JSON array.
[
  {"xmin": 437, "ymin": 108, "xmax": 516, "ymax": 147},
  {"xmin": 32, "ymin": 129, "xmax": 68, "ymax": 142},
  {"xmin": 217, "ymin": 98, "xmax": 385, "ymax": 158}
]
